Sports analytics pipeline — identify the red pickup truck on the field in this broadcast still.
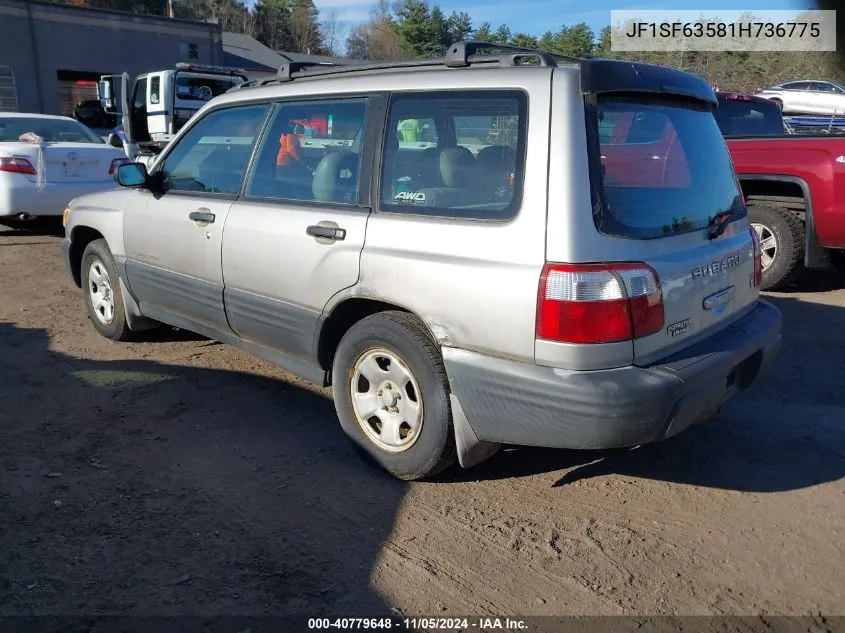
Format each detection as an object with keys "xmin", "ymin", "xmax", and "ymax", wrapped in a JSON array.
[{"xmin": 714, "ymin": 92, "xmax": 845, "ymax": 289}]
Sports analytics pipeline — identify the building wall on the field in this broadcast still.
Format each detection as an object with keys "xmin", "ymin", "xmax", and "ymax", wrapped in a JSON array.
[{"xmin": 0, "ymin": 0, "xmax": 223, "ymax": 115}]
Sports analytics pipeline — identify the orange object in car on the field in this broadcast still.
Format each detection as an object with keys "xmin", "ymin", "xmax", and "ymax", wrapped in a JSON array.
[{"xmin": 276, "ymin": 133, "xmax": 300, "ymax": 166}]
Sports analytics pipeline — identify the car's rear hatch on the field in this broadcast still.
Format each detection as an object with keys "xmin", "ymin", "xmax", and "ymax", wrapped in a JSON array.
[
  {"xmin": 541, "ymin": 61, "xmax": 760, "ymax": 369},
  {"xmin": 597, "ymin": 96, "xmax": 758, "ymax": 365}
]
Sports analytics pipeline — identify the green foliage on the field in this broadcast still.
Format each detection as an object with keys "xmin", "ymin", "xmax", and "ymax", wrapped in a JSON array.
[
  {"xmin": 511, "ymin": 33, "xmax": 538, "ymax": 49},
  {"xmin": 472, "ymin": 22, "xmax": 492, "ymax": 41}
]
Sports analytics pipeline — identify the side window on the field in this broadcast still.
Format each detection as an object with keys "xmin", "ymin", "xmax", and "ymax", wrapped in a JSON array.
[
  {"xmin": 133, "ymin": 77, "xmax": 147, "ymax": 110},
  {"xmin": 149, "ymin": 76, "xmax": 160, "ymax": 105},
  {"xmin": 245, "ymin": 98, "xmax": 368, "ymax": 205},
  {"xmin": 158, "ymin": 104, "xmax": 270, "ymax": 195},
  {"xmin": 380, "ymin": 91, "xmax": 527, "ymax": 221}
]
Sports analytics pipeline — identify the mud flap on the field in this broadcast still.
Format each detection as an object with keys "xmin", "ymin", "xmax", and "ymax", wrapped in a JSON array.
[
  {"xmin": 119, "ymin": 277, "xmax": 158, "ymax": 332},
  {"xmin": 450, "ymin": 394, "xmax": 501, "ymax": 468}
]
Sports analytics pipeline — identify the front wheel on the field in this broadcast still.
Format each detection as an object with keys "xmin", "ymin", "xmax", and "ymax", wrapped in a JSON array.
[
  {"xmin": 81, "ymin": 239, "xmax": 135, "ymax": 341},
  {"xmin": 331, "ymin": 311, "xmax": 457, "ymax": 481},
  {"xmin": 748, "ymin": 205, "xmax": 804, "ymax": 291}
]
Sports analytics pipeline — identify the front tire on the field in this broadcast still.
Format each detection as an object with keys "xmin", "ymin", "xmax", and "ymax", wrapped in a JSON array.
[
  {"xmin": 81, "ymin": 239, "xmax": 135, "ymax": 342},
  {"xmin": 748, "ymin": 205, "xmax": 804, "ymax": 291},
  {"xmin": 332, "ymin": 311, "xmax": 457, "ymax": 481}
]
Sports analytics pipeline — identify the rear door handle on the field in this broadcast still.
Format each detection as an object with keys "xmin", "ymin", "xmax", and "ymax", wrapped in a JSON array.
[
  {"xmin": 307, "ymin": 224, "xmax": 346, "ymax": 241},
  {"xmin": 189, "ymin": 210, "xmax": 215, "ymax": 224}
]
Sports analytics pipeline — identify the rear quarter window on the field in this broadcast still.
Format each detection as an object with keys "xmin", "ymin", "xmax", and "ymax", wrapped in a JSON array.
[
  {"xmin": 589, "ymin": 96, "xmax": 744, "ymax": 240},
  {"xmin": 714, "ymin": 98, "xmax": 785, "ymax": 137},
  {"xmin": 380, "ymin": 90, "xmax": 527, "ymax": 221}
]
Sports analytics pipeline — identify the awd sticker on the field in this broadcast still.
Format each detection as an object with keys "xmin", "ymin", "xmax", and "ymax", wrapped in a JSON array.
[
  {"xmin": 667, "ymin": 318, "xmax": 691, "ymax": 337},
  {"xmin": 394, "ymin": 191, "xmax": 426, "ymax": 204}
]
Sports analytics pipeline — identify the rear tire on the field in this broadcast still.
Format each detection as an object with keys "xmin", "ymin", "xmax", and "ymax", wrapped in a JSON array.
[
  {"xmin": 748, "ymin": 204, "xmax": 804, "ymax": 291},
  {"xmin": 81, "ymin": 239, "xmax": 135, "ymax": 342},
  {"xmin": 331, "ymin": 311, "xmax": 457, "ymax": 481}
]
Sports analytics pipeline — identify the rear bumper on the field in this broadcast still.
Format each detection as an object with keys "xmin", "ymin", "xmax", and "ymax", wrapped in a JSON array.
[
  {"xmin": 0, "ymin": 179, "xmax": 115, "ymax": 217},
  {"xmin": 443, "ymin": 299, "xmax": 783, "ymax": 449}
]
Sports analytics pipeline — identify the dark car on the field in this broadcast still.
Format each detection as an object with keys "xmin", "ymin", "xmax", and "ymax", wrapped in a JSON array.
[{"xmin": 72, "ymin": 100, "xmax": 117, "ymax": 127}]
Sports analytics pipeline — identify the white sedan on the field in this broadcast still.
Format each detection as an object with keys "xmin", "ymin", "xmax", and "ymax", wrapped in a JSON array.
[
  {"xmin": 0, "ymin": 113, "xmax": 127, "ymax": 226},
  {"xmin": 754, "ymin": 80, "xmax": 845, "ymax": 115}
]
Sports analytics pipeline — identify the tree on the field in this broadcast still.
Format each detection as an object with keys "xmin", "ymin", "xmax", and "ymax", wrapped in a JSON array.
[
  {"xmin": 537, "ymin": 31, "xmax": 555, "ymax": 52},
  {"xmin": 344, "ymin": 0, "xmax": 404, "ymax": 60},
  {"xmin": 594, "ymin": 25, "xmax": 612, "ymax": 58},
  {"xmin": 394, "ymin": 0, "xmax": 434, "ymax": 57},
  {"xmin": 253, "ymin": 0, "xmax": 293, "ymax": 51},
  {"xmin": 320, "ymin": 9, "xmax": 342, "ymax": 55},
  {"xmin": 553, "ymin": 22, "xmax": 594, "ymax": 57},
  {"xmin": 447, "ymin": 11, "xmax": 472, "ymax": 43},
  {"xmin": 491, "ymin": 24, "xmax": 511, "ymax": 44},
  {"xmin": 472, "ymin": 22, "xmax": 492, "ymax": 41},
  {"xmin": 428, "ymin": 6, "xmax": 452, "ymax": 55},
  {"xmin": 289, "ymin": 0, "xmax": 324, "ymax": 54},
  {"xmin": 511, "ymin": 33, "xmax": 538, "ymax": 49},
  {"xmin": 346, "ymin": 23, "xmax": 372, "ymax": 59}
]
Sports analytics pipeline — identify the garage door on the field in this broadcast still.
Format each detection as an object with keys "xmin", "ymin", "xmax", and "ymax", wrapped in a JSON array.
[
  {"xmin": 57, "ymin": 80, "xmax": 99, "ymax": 117},
  {"xmin": 0, "ymin": 66, "xmax": 17, "ymax": 112}
]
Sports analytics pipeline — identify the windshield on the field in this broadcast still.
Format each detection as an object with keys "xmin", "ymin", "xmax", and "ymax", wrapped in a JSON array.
[
  {"xmin": 175, "ymin": 74, "xmax": 244, "ymax": 104},
  {"xmin": 0, "ymin": 117, "xmax": 104, "ymax": 143},
  {"xmin": 589, "ymin": 96, "xmax": 744, "ymax": 240},
  {"xmin": 713, "ymin": 98, "xmax": 785, "ymax": 137}
]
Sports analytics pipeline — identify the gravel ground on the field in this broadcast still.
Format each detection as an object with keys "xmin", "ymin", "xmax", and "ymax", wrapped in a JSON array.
[{"xmin": 1, "ymin": 221, "xmax": 843, "ymax": 625}]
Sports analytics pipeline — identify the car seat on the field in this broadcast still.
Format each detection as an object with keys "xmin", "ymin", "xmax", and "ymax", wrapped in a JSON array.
[{"xmin": 312, "ymin": 151, "xmax": 359, "ymax": 204}]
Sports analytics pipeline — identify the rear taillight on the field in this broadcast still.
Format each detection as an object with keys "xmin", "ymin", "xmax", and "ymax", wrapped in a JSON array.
[
  {"xmin": 108, "ymin": 158, "xmax": 129, "ymax": 175},
  {"xmin": 0, "ymin": 157, "xmax": 37, "ymax": 175},
  {"xmin": 749, "ymin": 228, "xmax": 763, "ymax": 287},
  {"xmin": 537, "ymin": 263, "xmax": 664, "ymax": 344}
]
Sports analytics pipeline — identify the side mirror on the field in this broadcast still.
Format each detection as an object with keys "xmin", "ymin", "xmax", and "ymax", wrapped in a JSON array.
[
  {"xmin": 115, "ymin": 162, "xmax": 148, "ymax": 188},
  {"xmin": 107, "ymin": 133, "xmax": 123, "ymax": 148},
  {"xmin": 98, "ymin": 80, "xmax": 113, "ymax": 110}
]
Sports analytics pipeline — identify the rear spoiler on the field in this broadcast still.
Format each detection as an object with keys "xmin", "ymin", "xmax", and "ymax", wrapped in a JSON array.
[{"xmin": 579, "ymin": 58, "xmax": 717, "ymax": 106}]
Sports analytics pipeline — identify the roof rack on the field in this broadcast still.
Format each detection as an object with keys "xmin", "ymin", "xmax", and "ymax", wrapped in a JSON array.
[
  {"xmin": 228, "ymin": 40, "xmax": 580, "ymax": 91},
  {"xmin": 443, "ymin": 40, "xmax": 577, "ymax": 68}
]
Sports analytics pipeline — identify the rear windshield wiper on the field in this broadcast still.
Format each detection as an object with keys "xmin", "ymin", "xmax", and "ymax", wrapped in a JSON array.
[{"xmin": 708, "ymin": 206, "xmax": 746, "ymax": 240}]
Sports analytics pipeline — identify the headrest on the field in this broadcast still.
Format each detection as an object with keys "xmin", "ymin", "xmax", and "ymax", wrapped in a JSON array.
[
  {"xmin": 439, "ymin": 146, "xmax": 475, "ymax": 188},
  {"xmin": 312, "ymin": 152, "xmax": 358, "ymax": 203},
  {"xmin": 476, "ymin": 145, "xmax": 515, "ymax": 170}
]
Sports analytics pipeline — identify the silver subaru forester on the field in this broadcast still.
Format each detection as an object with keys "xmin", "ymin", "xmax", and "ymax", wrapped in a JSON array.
[{"xmin": 61, "ymin": 42, "xmax": 783, "ymax": 480}]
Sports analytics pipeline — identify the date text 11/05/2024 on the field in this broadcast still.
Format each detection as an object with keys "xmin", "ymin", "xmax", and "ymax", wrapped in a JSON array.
[{"xmin": 307, "ymin": 617, "xmax": 529, "ymax": 630}]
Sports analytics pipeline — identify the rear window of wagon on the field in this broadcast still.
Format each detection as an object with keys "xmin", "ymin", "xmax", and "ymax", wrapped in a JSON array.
[{"xmin": 587, "ymin": 96, "xmax": 745, "ymax": 240}]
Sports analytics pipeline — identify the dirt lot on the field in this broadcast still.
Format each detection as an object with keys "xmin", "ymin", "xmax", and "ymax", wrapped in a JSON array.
[{"xmin": 1, "ymin": 222, "xmax": 843, "ymax": 623}]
